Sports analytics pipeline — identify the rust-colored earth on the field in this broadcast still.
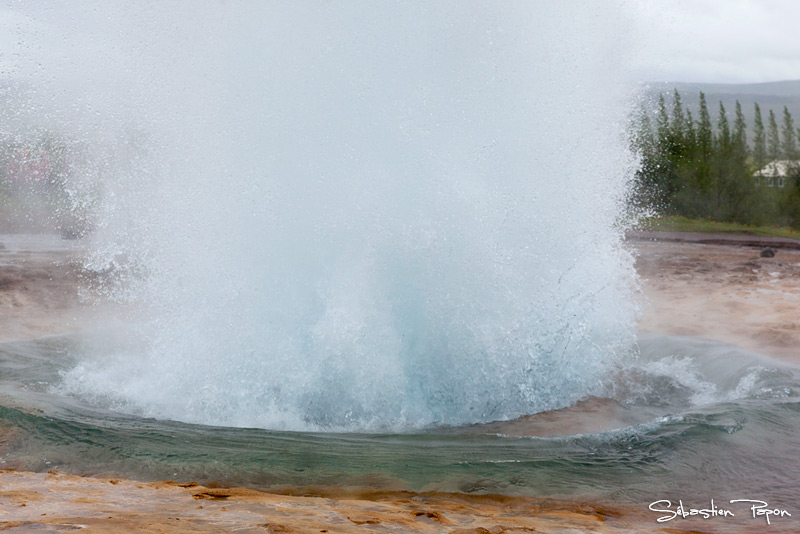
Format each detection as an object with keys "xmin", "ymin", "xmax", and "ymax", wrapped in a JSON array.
[
  {"xmin": 1, "ymin": 234, "xmax": 798, "ymax": 533},
  {"xmin": 635, "ymin": 239, "xmax": 800, "ymax": 362}
]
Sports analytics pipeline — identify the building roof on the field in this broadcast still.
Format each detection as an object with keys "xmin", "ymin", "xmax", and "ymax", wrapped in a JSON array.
[{"xmin": 755, "ymin": 160, "xmax": 800, "ymax": 178}]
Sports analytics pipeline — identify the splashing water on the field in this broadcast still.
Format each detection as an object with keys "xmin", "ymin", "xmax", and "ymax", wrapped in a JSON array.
[{"xmin": 5, "ymin": 2, "xmax": 642, "ymax": 431}]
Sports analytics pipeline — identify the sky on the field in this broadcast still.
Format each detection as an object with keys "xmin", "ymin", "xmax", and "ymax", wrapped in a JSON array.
[
  {"xmin": 634, "ymin": 0, "xmax": 800, "ymax": 83},
  {"xmin": 0, "ymin": 1, "xmax": 799, "ymax": 86}
]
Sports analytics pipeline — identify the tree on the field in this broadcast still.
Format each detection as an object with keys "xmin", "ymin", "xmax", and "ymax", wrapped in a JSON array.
[
  {"xmin": 781, "ymin": 106, "xmax": 798, "ymax": 160},
  {"xmin": 695, "ymin": 92, "xmax": 713, "ymax": 189},
  {"xmin": 629, "ymin": 95, "xmax": 800, "ymax": 229},
  {"xmin": 768, "ymin": 109, "xmax": 781, "ymax": 161},
  {"xmin": 753, "ymin": 103, "xmax": 767, "ymax": 168},
  {"xmin": 631, "ymin": 102, "xmax": 677, "ymax": 212},
  {"xmin": 716, "ymin": 101, "xmax": 731, "ymax": 150},
  {"xmin": 733, "ymin": 100, "xmax": 747, "ymax": 158},
  {"xmin": 631, "ymin": 105, "xmax": 655, "ymax": 155},
  {"xmin": 670, "ymin": 88, "xmax": 685, "ymax": 150},
  {"xmin": 656, "ymin": 93, "xmax": 669, "ymax": 143},
  {"xmin": 685, "ymin": 109, "xmax": 696, "ymax": 150},
  {"xmin": 697, "ymin": 93, "xmax": 712, "ymax": 153},
  {"xmin": 711, "ymin": 101, "xmax": 735, "ymax": 220}
]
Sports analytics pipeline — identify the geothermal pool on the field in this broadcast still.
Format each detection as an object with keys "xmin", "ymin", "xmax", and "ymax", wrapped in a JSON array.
[
  {"xmin": 1, "ymin": 1, "xmax": 799, "ymax": 525},
  {"xmin": 2, "ymin": 329, "xmax": 800, "ymax": 507}
]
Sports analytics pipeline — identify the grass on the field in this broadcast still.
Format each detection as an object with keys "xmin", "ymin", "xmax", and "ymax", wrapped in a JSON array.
[{"xmin": 637, "ymin": 215, "xmax": 800, "ymax": 240}]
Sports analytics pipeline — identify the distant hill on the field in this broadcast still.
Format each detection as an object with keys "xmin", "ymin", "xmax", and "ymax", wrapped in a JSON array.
[{"xmin": 643, "ymin": 80, "xmax": 800, "ymax": 134}]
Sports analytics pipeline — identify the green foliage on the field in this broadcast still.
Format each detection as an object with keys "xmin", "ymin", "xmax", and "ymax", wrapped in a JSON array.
[
  {"xmin": 782, "ymin": 106, "xmax": 799, "ymax": 159},
  {"xmin": 768, "ymin": 109, "xmax": 780, "ymax": 161},
  {"xmin": 733, "ymin": 101, "xmax": 747, "ymax": 157},
  {"xmin": 716, "ymin": 101, "xmax": 731, "ymax": 150},
  {"xmin": 753, "ymin": 103, "xmax": 767, "ymax": 168},
  {"xmin": 641, "ymin": 215, "xmax": 800, "ymax": 239},
  {"xmin": 633, "ymin": 89, "xmax": 800, "ymax": 230}
]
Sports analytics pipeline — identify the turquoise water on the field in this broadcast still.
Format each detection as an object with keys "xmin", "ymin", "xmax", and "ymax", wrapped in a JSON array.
[
  {"xmin": 2, "ymin": 4, "xmax": 798, "ymax": 523},
  {"xmin": 2, "ymin": 333, "xmax": 799, "ymax": 507}
]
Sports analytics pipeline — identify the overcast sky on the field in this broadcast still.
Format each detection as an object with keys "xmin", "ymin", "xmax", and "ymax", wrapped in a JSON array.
[
  {"xmin": 635, "ymin": 0, "xmax": 800, "ymax": 83},
  {"xmin": 0, "ymin": 1, "xmax": 798, "ymax": 86}
]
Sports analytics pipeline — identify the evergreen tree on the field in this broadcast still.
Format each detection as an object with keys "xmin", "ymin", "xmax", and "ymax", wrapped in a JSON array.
[
  {"xmin": 695, "ymin": 92, "xmax": 713, "ymax": 189},
  {"xmin": 717, "ymin": 101, "xmax": 758, "ymax": 223},
  {"xmin": 753, "ymin": 103, "xmax": 767, "ymax": 167},
  {"xmin": 697, "ymin": 92, "xmax": 712, "ymax": 153},
  {"xmin": 656, "ymin": 93, "xmax": 669, "ymax": 143},
  {"xmin": 631, "ymin": 103, "xmax": 676, "ymax": 211},
  {"xmin": 717, "ymin": 101, "xmax": 731, "ymax": 149},
  {"xmin": 733, "ymin": 100, "xmax": 747, "ymax": 157},
  {"xmin": 670, "ymin": 89, "xmax": 685, "ymax": 149},
  {"xmin": 768, "ymin": 109, "xmax": 781, "ymax": 160},
  {"xmin": 712, "ymin": 101, "xmax": 734, "ymax": 220},
  {"xmin": 632, "ymin": 105, "xmax": 655, "ymax": 154},
  {"xmin": 781, "ymin": 106, "xmax": 798, "ymax": 160},
  {"xmin": 685, "ymin": 109, "xmax": 696, "ymax": 150}
]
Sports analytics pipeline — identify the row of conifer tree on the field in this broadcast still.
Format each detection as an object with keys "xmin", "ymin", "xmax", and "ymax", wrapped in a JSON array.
[{"xmin": 632, "ymin": 90, "xmax": 800, "ymax": 229}]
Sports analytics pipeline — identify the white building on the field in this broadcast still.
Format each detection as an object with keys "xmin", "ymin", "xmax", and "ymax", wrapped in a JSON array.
[{"xmin": 754, "ymin": 160, "xmax": 800, "ymax": 187}]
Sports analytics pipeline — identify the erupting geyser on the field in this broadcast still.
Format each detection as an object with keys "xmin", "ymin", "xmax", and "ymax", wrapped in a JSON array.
[{"xmin": 7, "ymin": 2, "xmax": 641, "ymax": 431}]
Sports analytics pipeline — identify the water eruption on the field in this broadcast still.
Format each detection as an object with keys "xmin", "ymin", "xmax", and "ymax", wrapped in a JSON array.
[
  {"xmin": 2, "ymin": 2, "xmax": 643, "ymax": 431},
  {"xmin": 4, "ymin": 6, "xmax": 800, "ymax": 531}
]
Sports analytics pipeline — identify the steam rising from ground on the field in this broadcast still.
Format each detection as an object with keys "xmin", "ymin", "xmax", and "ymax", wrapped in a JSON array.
[{"xmin": 6, "ymin": 3, "xmax": 642, "ymax": 431}]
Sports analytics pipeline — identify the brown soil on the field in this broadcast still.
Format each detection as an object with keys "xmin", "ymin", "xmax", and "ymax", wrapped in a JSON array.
[
  {"xmin": 634, "ymin": 240, "xmax": 800, "ymax": 362},
  {"xmin": 1, "ymin": 235, "xmax": 796, "ymax": 533}
]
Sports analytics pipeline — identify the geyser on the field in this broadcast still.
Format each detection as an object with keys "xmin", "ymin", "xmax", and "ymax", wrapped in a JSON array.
[{"xmin": 8, "ymin": 2, "xmax": 641, "ymax": 431}]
